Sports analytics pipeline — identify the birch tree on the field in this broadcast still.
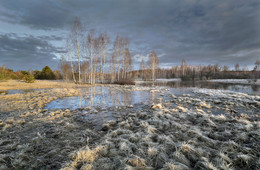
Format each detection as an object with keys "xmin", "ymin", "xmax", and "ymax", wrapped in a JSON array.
[
  {"xmin": 93, "ymin": 37, "xmax": 100, "ymax": 84},
  {"xmin": 148, "ymin": 50, "xmax": 159, "ymax": 81},
  {"xmin": 113, "ymin": 35, "xmax": 121, "ymax": 81},
  {"xmin": 99, "ymin": 32, "xmax": 110, "ymax": 83},
  {"xmin": 87, "ymin": 30, "xmax": 94, "ymax": 84},
  {"xmin": 81, "ymin": 61, "xmax": 89, "ymax": 83},
  {"xmin": 66, "ymin": 38, "xmax": 76, "ymax": 83},
  {"xmin": 59, "ymin": 56, "xmax": 71, "ymax": 82},
  {"xmin": 110, "ymin": 52, "xmax": 116, "ymax": 83},
  {"xmin": 72, "ymin": 17, "xmax": 84, "ymax": 84},
  {"xmin": 121, "ymin": 37, "xmax": 129, "ymax": 80},
  {"xmin": 124, "ymin": 48, "xmax": 132, "ymax": 79},
  {"xmin": 181, "ymin": 59, "xmax": 186, "ymax": 77}
]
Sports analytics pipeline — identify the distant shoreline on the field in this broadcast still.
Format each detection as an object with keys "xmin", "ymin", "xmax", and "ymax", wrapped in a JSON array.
[{"xmin": 207, "ymin": 79, "xmax": 260, "ymax": 85}]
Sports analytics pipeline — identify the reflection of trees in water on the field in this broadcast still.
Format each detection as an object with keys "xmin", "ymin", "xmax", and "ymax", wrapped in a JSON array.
[
  {"xmin": 101, "ymin": 86, "xmax": 105, "ymax": 105},
  {"xmin": 23, "ymin": 89, "xmax": 33, "ymax": 93},
  {"xmin": 79, "ymin": 95, "xmax": 82, "ymax": 108},
  {"xmin": 251, "ymin": 85, "xmax": 259, "ymax": 92},
  {"xmin": 78, "ymin": 83, "xmax": 260, "ymax": 108},
  {"xmin": 109, "ymin": 88, "xmax": 117, "ymax": 106},
  {"xmin": 83, "ymin": 86, "xmax": 105, "ymax": 107},
  {"xmin": 151, "ymin": 91, "xmax": 155, "ymax": 104},
  {"xmin": 222, "ymin": 83, "xmax": 229, "ymax": 90},
  {"xmin": 166, "ymin": 81, "xmax": 176, "ymax": 87},
  {"xmin": 122, "ymin": 91, "xmax": 132, "ymax": 106},
  {"xmin": 230, "ymin": 85, "xmax": 239, "ymax": 92},
  {"xmin": 140, "ymin": 91, "xmax": 147, "ymax": 104}
]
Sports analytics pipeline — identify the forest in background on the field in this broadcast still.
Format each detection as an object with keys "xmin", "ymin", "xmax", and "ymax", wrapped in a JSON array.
[{"xmin": 1, "ymin": 58, "xmax": 259, "ymax": 84}]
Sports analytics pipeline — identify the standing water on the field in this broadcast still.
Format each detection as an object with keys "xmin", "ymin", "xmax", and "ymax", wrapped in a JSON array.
[{"xmin": 45, "ymin": 81, "xmax": 260, "ymax": 110}]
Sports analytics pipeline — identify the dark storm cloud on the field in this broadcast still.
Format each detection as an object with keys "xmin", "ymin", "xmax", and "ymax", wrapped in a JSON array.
[
  {"xmin": 0, "ymin": 0, "xmax": 72, "ymax": 30},
  {"xmin": 0, "ymin": 33, "xmax": 63, "ymax": 70},
  {"xmin": 0, "ymin": 0, "xmax": 259, "ymax": 69}
]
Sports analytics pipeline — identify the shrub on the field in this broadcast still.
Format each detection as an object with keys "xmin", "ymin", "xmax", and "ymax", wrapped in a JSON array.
[
  {"xmin": 0, "ymin": 73, "xmax": 10, "ymax": 81},
  {"xmin": 23, "ymin": 74, "xmax": 35, "ymax": 83}
]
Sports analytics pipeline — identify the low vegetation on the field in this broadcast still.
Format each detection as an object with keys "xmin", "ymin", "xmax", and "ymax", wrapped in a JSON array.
[
  {"xmin": 0, "ymin": 85, "xmax": 259, "ymax": 169},
  {"xmin": 23, "ymin": 74, "xmax": 35, "ymax": 83}
]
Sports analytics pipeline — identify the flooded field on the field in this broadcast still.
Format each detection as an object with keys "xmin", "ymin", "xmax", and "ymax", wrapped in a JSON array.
[
  {"xmin": 45, "ymin": 86, "xmax": 161, "ymax": 110},
  {"xmin": 43, "ymin": 81, "xmax": 260, "ymax": 110},
  {"xmin": 139, "ymin": 80, "xmax": 260, "ymax": 94},
  {"xmin": 0, "ymin": 81, "xmax": 259, "ymax": 169},
  {"xmin": 0, "ymin": 89, "xmax": 43, "ymax": 95}
]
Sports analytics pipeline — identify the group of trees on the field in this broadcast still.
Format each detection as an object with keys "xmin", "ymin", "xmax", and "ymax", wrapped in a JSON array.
[
  {"xmin": 0, "ymin": 65, "xmax": 59, "ymax": 83},
  {"xmin": 34, "ymin": 66, "xmax": 57, "ymax": 80},
  {"xmin": 60, "ymin": 17, "xmax": 159, "ymax": 84},
  {"xmin": 139, "ymin": 51, "xmax": 160, "ymax": 81},
  {"xmin": 60, "ymin": 18, "xmax": 112, "ymax": 84}
]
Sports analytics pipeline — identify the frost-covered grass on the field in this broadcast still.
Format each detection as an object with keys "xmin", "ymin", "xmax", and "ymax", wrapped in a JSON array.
[
  {"xmin": 192, "ymin": 88, "xmax": 260, "ymax": 106},
  {"xmin": 0, "ymin": 86, "xmax": 259, "ymax": 169},
  {"xmin": 0, "ymin": 88, "xmax": 81, "ymax": 112},
  {"xmin": 62, "ymin": 87, "xmax": 259, "ymax": 169}
]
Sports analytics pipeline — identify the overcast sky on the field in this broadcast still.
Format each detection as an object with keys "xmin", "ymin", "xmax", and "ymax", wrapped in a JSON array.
[{"xmin": 0, "ymin": 0, "xmax": 259, "ymax": 71}]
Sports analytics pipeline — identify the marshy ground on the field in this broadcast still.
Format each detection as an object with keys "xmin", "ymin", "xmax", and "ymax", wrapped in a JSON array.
[{"xmin": 0, "ymin": 80, "xmax": 259, "ymax": 169}]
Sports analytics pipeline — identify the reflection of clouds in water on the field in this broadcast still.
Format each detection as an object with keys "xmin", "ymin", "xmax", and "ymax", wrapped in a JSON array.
[
  {"xmin": 45, "ymin": 86, "xmax": 161, "ymax": 110},
  {"xmin": 45, "ymin": 82, "xmax": 260, "ymax": 110}
]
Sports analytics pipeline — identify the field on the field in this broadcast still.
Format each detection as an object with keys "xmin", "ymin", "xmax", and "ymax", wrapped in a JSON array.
[{"xmin": 0, "ymin": 80, "xmax": 259, "ymax": 169}]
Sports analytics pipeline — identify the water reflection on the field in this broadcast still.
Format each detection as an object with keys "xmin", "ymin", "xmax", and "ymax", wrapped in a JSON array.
[
  {"xmin": 0, "ymin": 89, "xmax": 43, "ymax": 95},
  {"xmin": 251, "ymin": 85, "xmax": 259, "ymax": 92},
  {"xmin": 140, "ymin": 81, "xmax": 260, "ymax": 94},
  {"xmin": 45, "ymin": 80, "xmax": 260, "ymax": 110},
  {"xmin": 45, "ymin": 86, "xmax": 162, "ymax": 110}
]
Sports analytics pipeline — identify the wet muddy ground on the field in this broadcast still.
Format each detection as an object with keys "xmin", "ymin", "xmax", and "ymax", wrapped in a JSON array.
[{"xmin": 0, "ymin": 85, "xmax": 259, "ymax": 169}]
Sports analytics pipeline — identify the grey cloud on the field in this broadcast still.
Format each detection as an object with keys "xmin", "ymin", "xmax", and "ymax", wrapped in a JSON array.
[
  {"xmin": 0, "ymin": 0, "xmax": 72, "ymax": 30},
  {"xmin": 0, "ymin": 33, "xmax": 62, "ymax": 70},
  {"xmin": 0, "ymin": 0, "xmax": 259, "ymax": 69}
]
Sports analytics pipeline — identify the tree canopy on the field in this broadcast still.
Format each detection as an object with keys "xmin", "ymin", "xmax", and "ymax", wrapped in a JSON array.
[{"xmin": 39, "ymin": 66, "xmax": 55, "ymax": 80}]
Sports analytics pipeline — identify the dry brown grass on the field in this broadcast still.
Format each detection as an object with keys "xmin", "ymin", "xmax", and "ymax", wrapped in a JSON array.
[
  {"xmin": 0, "ymin": 88, "xmax": 83, "ymax": 113},
  {"xmin": 126, "ymin": 156, "xmax": 147, "ymax": 168},
  {"xmin": 0, "ymin": 80, "xmax": 92, "ymax": 90}
]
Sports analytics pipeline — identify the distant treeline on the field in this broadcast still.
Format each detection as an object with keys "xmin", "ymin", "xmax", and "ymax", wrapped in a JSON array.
[
  {"xmin": 140, "ymin": 59, "xmax": 260, "ymax": 81},
  {"xmin": 1, "ymin": 59, "xmax": 259, "ymax": 83}
]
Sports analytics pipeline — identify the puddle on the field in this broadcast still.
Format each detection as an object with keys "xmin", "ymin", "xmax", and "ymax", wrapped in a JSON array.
[
  {"xmin": 45, "ymin": 86, "xmax": 166, "ymax": 110},
  {"xmin": 0, "ymin": 89, "xmax": 43, "ymax": 95}
]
